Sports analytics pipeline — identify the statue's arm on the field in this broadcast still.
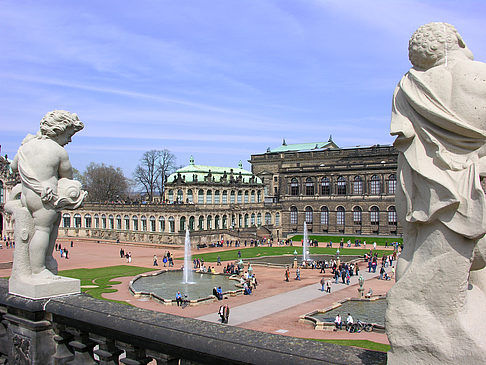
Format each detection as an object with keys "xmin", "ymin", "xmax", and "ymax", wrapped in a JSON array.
[{"xmin": 58, "ymin": 149, "xmax": 73, "ymax": 179}]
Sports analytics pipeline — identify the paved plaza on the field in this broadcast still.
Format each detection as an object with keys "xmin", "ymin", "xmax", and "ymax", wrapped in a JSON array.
[{"xmin": 0, "ymin": 238, "xmax": 394, "ymax": 345}]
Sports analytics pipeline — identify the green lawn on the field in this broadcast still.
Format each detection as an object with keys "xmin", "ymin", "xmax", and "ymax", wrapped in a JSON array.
[
  {"xmin": 289, "ymin": 235, "xmax": 401, "ymax": 246},
  {"xmin": 59, "ymin": 265, "xmax": 156, "ymax": 304},
  {"xmin": 311, "ymin": 338, "xmax": 390, "ymax": 353},
  {"xmin": 183, "ymin": 246, "xmax": 391, "ymax": 262}
]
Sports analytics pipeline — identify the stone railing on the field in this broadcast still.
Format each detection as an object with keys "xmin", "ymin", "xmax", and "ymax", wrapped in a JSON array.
[{"xmin": 0, "ymin": 279, "xmax": 386, "ymax": 364}]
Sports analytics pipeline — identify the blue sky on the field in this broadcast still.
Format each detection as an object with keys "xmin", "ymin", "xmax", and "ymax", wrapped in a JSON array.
[{"xmin": 2, "ymin": 0, "xmax": 486, "ymax": 177}]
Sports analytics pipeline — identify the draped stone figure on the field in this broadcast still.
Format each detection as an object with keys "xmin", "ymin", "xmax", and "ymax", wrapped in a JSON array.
[
  {"xmin": 385, "ymin": 23, "xmax": 486, "ymax": 364},
  {"xmin": 5, "ymin": 110, "xmax": 86, "ymax": 298}
]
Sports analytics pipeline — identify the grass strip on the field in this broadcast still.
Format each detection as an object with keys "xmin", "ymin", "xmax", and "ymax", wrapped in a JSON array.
[
  {"xmin": 310, "ymin": 338, "xmax": 390, "ymax": 353},
  {"xmin": 289, "ymin": 235, "xmax": 402, "ymax": 246}
]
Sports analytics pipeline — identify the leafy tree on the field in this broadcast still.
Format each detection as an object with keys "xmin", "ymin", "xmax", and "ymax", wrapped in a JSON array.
[{"xmin": 83, "ymin": 162, "xmax": 128, "ymax": 202}]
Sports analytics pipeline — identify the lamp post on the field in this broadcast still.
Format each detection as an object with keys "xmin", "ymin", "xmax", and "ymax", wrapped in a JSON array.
[{"xmin": 293, "ymin": 250, "xmax": 298, "ymax": 268}]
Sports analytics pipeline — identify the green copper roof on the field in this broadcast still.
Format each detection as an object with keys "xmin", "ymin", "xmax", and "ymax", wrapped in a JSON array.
[
  {"xmin": 168, "ymin": 158, "xmax": 262, "ymax": 184},
  {"xmin": 268, "ymin": 139, "xmax": 338, "ymax": 153}
]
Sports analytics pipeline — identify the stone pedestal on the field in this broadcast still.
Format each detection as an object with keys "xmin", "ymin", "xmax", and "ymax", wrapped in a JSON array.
[{"xmin": 9, "ymin": 277, "xmax": 80, "ymax": 300}]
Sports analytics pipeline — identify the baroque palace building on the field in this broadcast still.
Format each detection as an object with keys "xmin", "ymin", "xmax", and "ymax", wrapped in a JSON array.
[{"xmin": 0, "ymin": 141, "xmax": 402, "ymax": 245}]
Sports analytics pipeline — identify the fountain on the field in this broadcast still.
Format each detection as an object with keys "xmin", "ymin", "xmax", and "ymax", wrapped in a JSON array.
[
  {"xmin": 183, "ymin": 229, "xmax": 194, "ymax": 284},
  {"xmin": 302, "ymin": 222, "xmax": 309, "ymax": 263}
]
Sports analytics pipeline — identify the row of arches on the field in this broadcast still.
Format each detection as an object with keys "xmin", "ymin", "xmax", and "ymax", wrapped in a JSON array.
[
  {"xmin": 290, "ymin": 205, "xmax": 397, "ymax": 226},
  {"xmin": 289, "ymin": 174, "xmax": 396, "ymax": 196},
  {"xmin": 166, "ymin": 188, "xmax": 263, "ymax": 204},
  {"xmin": 62, "ymin": 211, "xmax": 280, "ymax": 233}
]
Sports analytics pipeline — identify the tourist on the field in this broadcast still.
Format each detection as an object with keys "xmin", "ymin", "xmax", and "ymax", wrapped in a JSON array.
[
  {"xmin": 335, "ymin": 314, "xmax": 342, "ymax": 330},
  {"xmin": 216, "ymin": 286, "xmax": 223, "ymax": 300},
  {"xmin": 163, "ymin": 255, "xmax": 168, "ymax": 267},
  {"xmin": 120, "ymin": 248, "xmax": 124, "ymax": 258},
  {"xmin": 295, "ymin": 267, "xmax": 301, "ymax": 280},
  {"xmin": 153, "ymin": 255, "xmax": 158, "ymax": 266},
  {"xmin": 64, "ymin": 249, "xmax": 69, "ymax": 259},
  {"xmin": 168, "ymin": 256, "xmax": 174, "ymax": 267},
  {"xmin": 128, "ymin": 252, "xmax": 132, "ymax": 263},
  {"xmin": 326, "ymin": 279, "xmax": 331, "ymax": 293},
  {"xmin": 346, "ymin": 313, "xmax": 354, "ymax": 331},
  {"xmin": 285, "ymin": 266, "xmax": 290, "ymax": 282},
  {"xmin": 217, "ymin": 256, "xmax": 221, "ymax": 266},
  {"xmin": 175, "ymin": 291, "xmax": 182, "ymax": 306},
  {"xmin": 320, "ymin": 277, "xmax": 326, "ymax": 291}
]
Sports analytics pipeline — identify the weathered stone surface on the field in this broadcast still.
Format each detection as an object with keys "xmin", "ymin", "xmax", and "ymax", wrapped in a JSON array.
[{"xmin": 387, "ymin": 22, "xmax": 486, "ymax": 364}]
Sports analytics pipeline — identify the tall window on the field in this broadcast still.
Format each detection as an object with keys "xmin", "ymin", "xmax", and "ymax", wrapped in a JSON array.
[
  {"xmin": 371, "ymin": 175, "xmax": 381, "ymax": 195},
  {"xmin": 353, "ymin": 176, "xmax": 363, "ymax": 195},
  {"xmin": 169, "ymin": 216, "xmax": 175, "ymax": 232},
  {"xmin": 290, "ymin": 206, "xmax": 298, "ymax": 224},
  {"xmin": 251, "ymin": 213, "xmax": 255, "ymax": 226},
  {"xmin": 321, "ymin": 177, "xmax": 330, "ymax": 195},
  {"xmin": 244, "ymin": 214, "xmax": 249, "ymax": 227},
  {"xmin": 198, "ymin": 216, "xmax": 204, "ymax": 230},
  {"xmin": 180, "ymin": 217, "xmax": 186, "ymax": 231},
  {"xmin": 74, "ymin": 214, "xmax": 81, "ymax": 228},
  {"xmin": 187, "ymin": 189, "xmax": 193, "ymax": 203},
  {"xmin": 257, "ymin": 213, "xmax": 262, "ymax": 226},
  {"xmin": 290, "ymin": 178, "xmax": 299, "ymax": 196},
  {"xmin": 132, "ymin": 216, "xmax": 139, "ymax": 231},
  {"xmin": 159, "ymin": 216, "xmax": 165, "ymax": 232},
  {"xmin": 124, "ymin": 215, "xmax": 130, "ymax": 230},
  {"xmin": 257, "ymin": 191, "xmax": 261, "ymax": 202},
  {"xmin": 0, "ymin": 181, "xmax": 3, "ymax": 203},
  {"xmin": 94, "ymin": 214, "xmax": 99, "ymax": 228},
  {"xmin": 305, "ymin": 206, "xmax": 313, "ymax": 224},
  {"xmin": 237, "ymin": 191, "xmax": 242, "ymax": 203},
  {"xmin": 215, "ymin": 215, "xmax": 220, "ymax": 229},
  {"xmin": 251, "ymin": 190, "xmax": 255, "ymax": 202},
  {"xmin": 198, "ymin": 190, "xmax": 204, "ymax": 204},
  {"xmin": 230, "ymin": 191, "xmax": 235, "ymax": 203},
  {"xmin": 207, "ymin": 215, "xmax": 213, "ymax": 229},
  {"xmin": 206, "ymin": 190, "xmax": 212, "ymax": 204},
  {"xmin": 265, "ymin": 212, "xmax": 272, "ymax": 225},
  {"xmin": 244, "ymin": 191, "xmax": 249, "ymax": 203},
  {"xmin": 189, "ymin": 216, "xmax": 195, "ymax": 230},
  {"xmin": 305, "ymin": 178, "xmax": 314, "ymax": 195},
  {"xmin": 150, "ymin": 216, "xmax": 156, "ymax": 232},
  {"xmin": 177, "ymin": 189, "xmax": 183, "ymax": 203},
  {"xmin": 222, "ymin": 191, "xmax": 228, "ymax": 204},
  {"xmin": 353, "ymin": 206, "xmax": 362, "ymax": 224},
  {"xmin": 387, "ymin": 174, "xmax": 397, "ymax": 194},
  {"xmin": 84, "ymin": 214, "xmax": 92, "ymax": 228},
  {"xmin": 337, "ymin": 176, "xmax": 346, "ymax": 195},
  {"xmin": 388, "ymin": 206, "xmax": 397, "ymax": 225},
  {"xmin": 168, "ymin": 190, "xmax": 174, "ymax": 203},
  {"xmin": 109, "ymin": 215, "xmax": 114, "ymax": 229},
  {"xmin": 275, "ymin": 212, "xmax": 280, "ymax": 226},
  {"xmin": 370, "ymin": 206, "xmax": 380, "ymax": 225},
  {"xmin": 320, "ymin": 207, "xmax": 329, "ymax": 225},
  {"xmin": 223, "ymin": 215, "xmax": 227, "ymax": 229},
  {"xmin": 141, "ymin": 216, "xmax": 147, "ymax": 231},
  {"xmin": 214, "ymin": 190, "xmax": 220, "ymax": 204},
  {"xmin": 116, "ymin": 215, "xmax": 122, "ymax": 230},
  {"xmin": 63, "ymin": 213, "xmax": 71, "ymax": 227},
  {"xmin": 337, "ymin": 206, "xmax": 345, "ymax": 225},
  {"xmin": 102, "ymin": 214, "xmax": 107, "ymax": 229}
]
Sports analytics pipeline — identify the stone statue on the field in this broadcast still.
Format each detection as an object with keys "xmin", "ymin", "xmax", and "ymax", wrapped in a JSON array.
[
  {"xmin": 386, "ymin": 23, "xmax": 486, "ymax": 364},
  {"xmin": 5, "ymin": 110, "xmax": 86, "ymax": 298}
]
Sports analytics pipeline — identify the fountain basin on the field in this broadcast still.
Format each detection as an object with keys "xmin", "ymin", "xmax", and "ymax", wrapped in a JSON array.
[
  {"xmin": 129, "ymin": 269, "xmax": 243, "ymax": 306},
  {"xmin": 301, "ymin": 296, "xmax": 386, "ymax": 332}
]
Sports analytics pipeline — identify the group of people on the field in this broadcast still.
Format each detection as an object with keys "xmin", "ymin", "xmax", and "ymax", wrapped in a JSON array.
[
  {"xmin": 55, "ymin": 243, "xmax": 70, "ymax": 259},
  {"xmin": 119, "ymin": 248, "xmax": 132, "ymax": 263},
  {"xmin": 334, "ymin": 313, "xmax": 354, "ymax": 331},
  {"xmin": 332, "ymin": 262, "xmax": 359, "ymax": 285},
  {"xmin": 1, "ymin": 236, "xmax": 15, "ymax": 249}
]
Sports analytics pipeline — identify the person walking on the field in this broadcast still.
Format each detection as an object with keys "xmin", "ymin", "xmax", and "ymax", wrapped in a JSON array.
[
  {"xmin": 153, "ymin": 255, "xmax": 158, "ymax": 266},
  {"xmin": 285, "ymin": 266, "xmax": 290, "ymax": 282},
  {"xmin": 320, "ymin": 277, "xmax": 326, "ymax": 291}
]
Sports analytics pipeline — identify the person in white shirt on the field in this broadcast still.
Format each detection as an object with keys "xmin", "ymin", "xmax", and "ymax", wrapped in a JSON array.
[
  {"xmin": 335, "ymin": 314, "xmax": 342, "ymax": 330},
  {"xmin": 346, "ymin": 313, "xmax": 354, "ymax": 331}
]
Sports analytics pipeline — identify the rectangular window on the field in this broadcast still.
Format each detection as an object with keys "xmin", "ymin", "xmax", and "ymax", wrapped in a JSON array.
[
  {"xmin": 214, "ymin": 192, "xmax": 220, "ymax": 204},
  {"xmin": 321, "ymin": 211, "xmax": 329, "ymax": 225}
]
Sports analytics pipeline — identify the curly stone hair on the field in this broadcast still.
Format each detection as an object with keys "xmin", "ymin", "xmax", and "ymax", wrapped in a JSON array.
[
  {"xmin": 408, "ymin": 22, "xmax": 465, "ymax": 70},
  {"xmin": 39, "ymin": 110, "xmax": 84, "ymax": 137}
]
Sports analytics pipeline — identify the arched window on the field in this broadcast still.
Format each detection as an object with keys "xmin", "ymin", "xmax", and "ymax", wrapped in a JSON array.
[
  {"xmin": 257, "ymin": 213, "xmax": 262, "ymax": 226},
  {"xmin": 244, "ymin": 214, "xmax": 249, "ymax": 227},
  {"xmin": 353, "ymin": 176, "xmax": 363, "ymax": 195},
  {"xmin": 63, "ymin": 213, "xmax": 71, "ymax": 227},
  {"xmin": 189, "ymin": 216, "xmax": 195, "ymax": 230},
  {"xmin": 321, "ymin": 177, "xmax": 330, "ymax": 195},
  {"xmin": 257, "ymin": 190, "xmax": 261, "ymax": 202},
  {"xmin": 222, "ymin": 190, "xmax": 228, "ymax": 204},
  {"xmin": 305, "ymin": 206, "xmax": 313, "ymax": 224},
  {"xmin": 159, "ymin": 216, "xmax": 165, "ymax": 232},
  {"xmin": 222, "ymin": 215, "xmax": 227, "ymax": 229},
  {"xmin": 265, "ymin": 212, "xmax": 272, "ymax": 225},
  {"xmin": 168, "ymin": 216, "xmax": 175, "ymax": 232},
  {"xmin": 198, "ymin": 190, "xmax": 204, "ymax": 204},
  {"xmin": 275, "ymin": 212, "xmax": 280, "ymax": 226},
  {"xmin": 0, "ymin": 181, "xmax": 3, "ymax": 203},
  {"xmin": 101, "ymin": 214, "xmax": 107, "ymax": 229},
  {"xmin": 116, "ymin": 215, "xmax": 122, "ymax": 230},
  {"xmin": 150, "ymin": 216, "xmax": 156, "ymax": 232},
  {"xmin": 231, "ymin": 214, "xmax": 236, "ymax": 227},
  {"xmin": 207, "ymin": 215, "xmax": 213, "ymax": 229},
  {"xmin": 251, "ymin": 190, "xmax": 256, "ymax": 203},
  {"xmin": 387, "ymin": 174, "xmax": 397, "ymax": 195},
  {"xmin": 108, "ymin": 215, "xmax": 114, "ymax": 229},
  {"xmin": 141, "ymin": 216, "xmax": 147, "ymax": 231},
  {"xmin": 74, "ymin": 214, "xmax": 81, "ymax": 228},
  {"xmin": 187, "ymin": 189, "xmax": 193, "ymax": 203},
  {"xmin": 290, "ymin": 206, "xmax": 298, "ymax": 224},
  {"xmin": 320, "ymin": 207, "xmax": 329, "ymax": 225},
  {"xmin": 370, "ymin": 206, "xmax": 380, "ymax": 225},
  {"xmin": 290, "ymin": 178, "xmax": 299, "ymax": 196},
  {"xmin": 337, "ymin": 176, "xmax": 346, "ymax": 195},
  {"xmin": 94, "ymin": 214, "xmax": 100, "ymax": 228},
  {"xmin": 337, "ymin": 206, "xmax": 345, "ymax": 225},
  {"xmin": 84, "ymin": 214, "xmax": 92, "ymax": 228},
  {"xmin": 198, "ymin": 216, "xmax": 204, "ymax": 230},
  {"xmin": 215, "ymin": 215, "xmax": 220, "ymax": 229},
  {"xmin": 251, "ymin": 213, "xmax": 256, "ymax": 226},
  {"xmin": 353, "ymin": 206, "xmax": 362, "ymax": 224},
  {"xmin": 305, "ymin": 178, "xmax": 314, "ymax": 196},
  {"xmin": 168, "ymin": 190, "xmax": 174, "ymax": 203},
  {"xmin": 230, "ymin": 191, "xmax": 235, "ymax": 203},
  {"xmin": 180, "ymin": 216, "xmax": 186, "ymax": 231},
  {"xmin": 237, "ymin": 191, "xmax": 242, "ymax": 203},
  {"xmin": 244, "ymin": 191, "xmax": 249, "ymax": 203},
  {"xmin": 238, "ymin": 214, "xmax": 242, "ymax": 227},
  {"xmin": 388, "ymin": 206, "xmax": 397, "ymax": 225},
  {"xmin": 177, "ymin": 189, "xmax": 183, "ymax": 203},
  {"xmin": 371, "ymin": 175, "xmax": 381, "ymax": 195},
  {"xmin": 132, "ymin": 215, "xmax": 139, "ymax": 231},
  {"xmin": 124, "ymin": 215, "xmax": 130, "ymax": 230},
  {"xmin": 206, "ymin": 190, "xmax": 213, "ymax": 204},
  {"xmin": 214, "ymin": 190, "xmax": 220, "ymax": 204}
]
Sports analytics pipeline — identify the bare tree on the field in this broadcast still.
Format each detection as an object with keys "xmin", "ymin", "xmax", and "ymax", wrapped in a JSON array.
[
  {"xmin": 133, "ymin": 150, "xmax": 162, "ymax": 202},
  {"xmin": 83, "ymin": 162, "xmax": 128, "ymax": 202},
  {"xmin": 155, "ymin": 149, "xmax": 177, "ymax": 199}
]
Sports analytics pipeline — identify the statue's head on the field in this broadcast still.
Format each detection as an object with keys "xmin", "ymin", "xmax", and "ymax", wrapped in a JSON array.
[
  {"xmin": 408, "ymin": 22, "xmax": 471, "ymax": 70},
  {"xmin": 39, "ymin": 110, "xmax": 84, "ymax": 144}
]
